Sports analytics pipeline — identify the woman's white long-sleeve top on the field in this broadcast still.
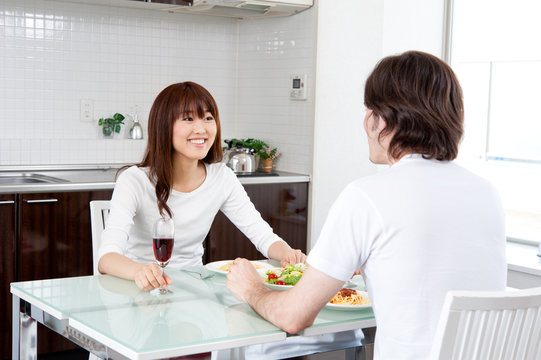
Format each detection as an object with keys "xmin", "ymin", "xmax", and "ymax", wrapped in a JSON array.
[{"xmin": 98, "ymin": 163, "xmax": 285, "ymax": 268}]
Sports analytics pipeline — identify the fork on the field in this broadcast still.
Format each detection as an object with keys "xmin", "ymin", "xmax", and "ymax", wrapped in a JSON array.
[{"xmin": 182, "ymin": 266, "xmax": 215, "ymax": 279}]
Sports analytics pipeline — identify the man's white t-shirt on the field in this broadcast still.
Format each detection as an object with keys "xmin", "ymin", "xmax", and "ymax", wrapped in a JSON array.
[
  {"xmin": 98, "ymin": 162, "xmax": 285, "ymax": 267},
  {"xmin": 307, "ymin": 154, "xmax": 507, "ymax": 359}
]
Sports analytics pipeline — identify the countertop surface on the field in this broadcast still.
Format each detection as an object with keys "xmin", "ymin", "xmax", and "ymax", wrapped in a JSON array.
[
  {"xmin": 0, "ymin": 164, "xmax": 310, "ymax": 194},
  {"xmin": 506, "ymin": 241, "xmax": 541, "ymax": 277}
]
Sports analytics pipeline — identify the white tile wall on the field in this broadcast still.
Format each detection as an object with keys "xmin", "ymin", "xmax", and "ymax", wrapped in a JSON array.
[
  {"xmin": 0, "ymin": 0, "xmax": 315, "ymax": 173},
  {"xmin": 236, "ymin": 10, "xmax": 316, "ymax": 174}
]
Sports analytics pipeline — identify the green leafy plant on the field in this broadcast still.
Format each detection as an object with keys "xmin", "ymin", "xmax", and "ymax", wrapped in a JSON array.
[
  {"xmin": 241, "ymin": 138, "xmax": 268, "ymax": 154},
  {"xmin": 225, "ymin": 138, "xmax": 268, "ymax": 155},
  {"xmin": 259, "ymin": 145, "xmax": 281, "ymax": 160},
  {"xmin": 98, "ymin": 113, "xmax": 125, "ymax": 136}
]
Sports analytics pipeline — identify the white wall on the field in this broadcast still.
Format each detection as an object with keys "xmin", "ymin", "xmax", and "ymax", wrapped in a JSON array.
[
  {"xmin": 382, "ymin": 0, "xmax": 446, "ymax": 57},
  {"xmin": 236, "ymin": 9, "xmax": 317, "ymax": 174},
  {"xmin": 0, "ymin": 0, "xmax": 316, "ymax": 172},
  {"xmin": 309, "ymin": 0, "xmax": 446, "ymax": 248},
  {"xmin": 0, "ymin": 0, "xmax": 237, "ymax": 165}
]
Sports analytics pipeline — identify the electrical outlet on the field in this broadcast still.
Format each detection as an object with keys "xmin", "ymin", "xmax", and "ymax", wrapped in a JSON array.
[{"xmin": 80, "ymin": 99, "xmax": 93, "ymax": 122}]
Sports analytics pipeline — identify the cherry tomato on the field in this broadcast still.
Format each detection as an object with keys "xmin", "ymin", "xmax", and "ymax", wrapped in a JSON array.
[
  {"xmin": 268, "ymin": 273, "xmax": 278, "ymax": 280},
  {"xmin": 276, "ymin": 280, "xmax": 285, "ymax": 285}
]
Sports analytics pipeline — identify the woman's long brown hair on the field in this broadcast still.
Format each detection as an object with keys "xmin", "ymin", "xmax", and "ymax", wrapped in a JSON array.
[{"xmin": 134, "ymin": 82, "xmax": 223, "ymax": 218}]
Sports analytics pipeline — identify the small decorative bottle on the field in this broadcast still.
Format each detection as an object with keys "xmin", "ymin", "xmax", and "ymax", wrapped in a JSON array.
[{"xmin": 129, "ymin": 114, "xmax": 143, "ymax": 140}]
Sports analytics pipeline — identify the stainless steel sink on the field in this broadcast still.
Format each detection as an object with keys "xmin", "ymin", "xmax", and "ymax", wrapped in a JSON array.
[{"xmin": 0, "ymin": 173, "xmax": 67, "ymax": 185}]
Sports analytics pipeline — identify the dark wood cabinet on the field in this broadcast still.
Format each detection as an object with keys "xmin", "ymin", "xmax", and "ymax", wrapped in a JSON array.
[
  {"xmin": 2, "ymin": 190, "xmax": 112, "ymax": 359},
  {"xmin": 205, "ymin": 182, "xmax": 308, "ymax": 263},
  {"xmin": 0, "ymin": 194, "xmax": 17, "ymax": 357},
  {"xmin": 4, "ymin": 181, "xmax": 307, "ymax": 358}
]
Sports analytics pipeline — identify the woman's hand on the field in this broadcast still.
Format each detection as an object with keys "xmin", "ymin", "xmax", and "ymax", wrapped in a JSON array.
[
  {"xmin": 280, "ymin": 248, "xmax": 307, "ymax": 267},
  {"xmin": 134, "ymin": 263, "xmax": 173, "ymax": 292},
  {"xmin": 267, "ymin": 241, "xmax": 307, "ymax": 267}
]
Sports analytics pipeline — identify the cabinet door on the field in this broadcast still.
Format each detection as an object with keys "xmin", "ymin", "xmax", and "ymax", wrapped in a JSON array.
[
  {"xmin": 206, "ymin": 182, "xmax": 308, "ymax": 263},
  {"xmin": 18, "ymin": 190, "xmax": 112, "ymax": 355},
  {"xmin": 0, "ymin": 194, "xmax": 16, "ymax": 359}
]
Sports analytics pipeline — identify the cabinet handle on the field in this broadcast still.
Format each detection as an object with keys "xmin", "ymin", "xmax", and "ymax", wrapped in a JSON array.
[
  {"xmin": 24, "ymin": 199, "xmax": 58, "ymax": 204},
  {"xmin": 0, "ymin": 200, "xmax": 15, "ymax": 205}
]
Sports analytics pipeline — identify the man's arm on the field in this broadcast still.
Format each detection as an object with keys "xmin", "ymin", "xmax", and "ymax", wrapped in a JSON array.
[{"xmin": 226, "ymin": 258, "xmax": 344, "ymax": 334}]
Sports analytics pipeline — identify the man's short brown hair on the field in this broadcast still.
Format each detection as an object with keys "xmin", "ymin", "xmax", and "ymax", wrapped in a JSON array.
[{"xmin": 364, "ymin": 51, "xmax": 464, "ymax": 161}]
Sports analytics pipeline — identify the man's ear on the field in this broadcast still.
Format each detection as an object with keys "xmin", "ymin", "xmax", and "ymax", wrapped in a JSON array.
[{"xmin": 376, "ymin": 116, "xmax": 387, "ymax": 134}]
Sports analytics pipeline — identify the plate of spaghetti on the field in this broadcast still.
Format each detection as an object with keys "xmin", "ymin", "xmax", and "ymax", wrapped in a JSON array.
[{"xmin": 325, "ymin": 288, "xmax": 371, "ymax": 310}]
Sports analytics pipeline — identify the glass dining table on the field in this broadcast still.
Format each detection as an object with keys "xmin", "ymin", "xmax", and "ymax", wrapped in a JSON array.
[{"xmin": 11, "ymin": 267, "xmax": 376, "ymax": 360}]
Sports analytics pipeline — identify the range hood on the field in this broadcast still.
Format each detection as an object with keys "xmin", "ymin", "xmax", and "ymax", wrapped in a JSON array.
[
  {"xmin": 147, "ymin": 0, "xmax": 313, "ymax": 18},
  {"xmin": 54, "ymin": 0, "xmax": 313, "ymax": 19}
]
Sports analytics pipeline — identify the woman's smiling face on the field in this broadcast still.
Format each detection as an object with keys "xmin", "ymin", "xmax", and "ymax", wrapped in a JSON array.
[{"xmin": 172, "ymin": 110, "xmax": 217, "ymax": 162}]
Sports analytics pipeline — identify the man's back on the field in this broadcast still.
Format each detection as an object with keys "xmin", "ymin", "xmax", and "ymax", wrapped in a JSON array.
[{"xmin": 310, "ymin": 154, "xmax": 507, "ymax": 359}]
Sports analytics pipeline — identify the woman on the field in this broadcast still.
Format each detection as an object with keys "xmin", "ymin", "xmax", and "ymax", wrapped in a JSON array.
[{"xmin": 98, "ymin": 81, "xmax": 305, "ymax": 292}]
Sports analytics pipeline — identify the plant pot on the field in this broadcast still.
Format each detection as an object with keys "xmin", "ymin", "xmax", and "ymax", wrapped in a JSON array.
[
  {"xmin": 102, "ymin": 123, "xmax": 115, "ymax": 139},
  {"xmin": 262, "ymin": 158, "xmax": 273, "ymax": 173}
]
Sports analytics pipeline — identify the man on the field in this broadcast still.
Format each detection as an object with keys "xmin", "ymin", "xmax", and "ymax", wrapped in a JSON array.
[{"xmin": 226, "ymin": 51, "xmax": 507, "ymax": 359}]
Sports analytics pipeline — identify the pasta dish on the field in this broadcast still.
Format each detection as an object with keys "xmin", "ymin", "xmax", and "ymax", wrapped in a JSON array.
[
  {"xmin": 329, "ymin": 288, "xmax": 370, "ymax": 306},
  {"xmin": 218, "ymin": 261, "xmax": 264, "ymax": 272}
]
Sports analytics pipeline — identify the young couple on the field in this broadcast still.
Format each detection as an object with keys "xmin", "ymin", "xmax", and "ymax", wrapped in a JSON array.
[{"xmin": 100, "ymin": 51, "xmax": 506, "ymax": 360}]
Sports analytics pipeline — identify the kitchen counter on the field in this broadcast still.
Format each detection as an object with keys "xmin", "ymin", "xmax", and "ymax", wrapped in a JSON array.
[
  {"xmin": 0, "ymin": 164, "xmax": 310, "ymax": 194},
  {"xmin": 506, "ymin": 241, "xmax": 541, "ymax": 289},
  {"xmin": 507, "ymin": 241, "xmax": 541, "ymax": 277}
]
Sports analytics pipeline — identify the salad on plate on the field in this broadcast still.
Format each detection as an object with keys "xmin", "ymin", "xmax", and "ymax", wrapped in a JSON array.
[{"xmin": 262, "ymin": 263, "xmax": 307, "ymax": 287}]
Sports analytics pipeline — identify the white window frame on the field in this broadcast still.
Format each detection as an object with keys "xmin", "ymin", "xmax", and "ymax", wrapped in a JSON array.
[{"xmin": 445, "ymin": 0, "xmax": 541, "ymax": 247}]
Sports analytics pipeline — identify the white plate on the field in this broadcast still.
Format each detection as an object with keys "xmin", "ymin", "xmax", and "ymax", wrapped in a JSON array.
[
  {"xmin": 263, "ymin": 282, "xmax": 293, "ymax": 291},
  {"xmin": 258, "ymin": 268, "xmax": 295, "ymax": 290},
  {"xmin": 205, "ymin": 260, "xmax": 273, "ymax": 275},
  {"xmin": 325, "ymin": 291, "xmax": 371, "ymax": 311}
]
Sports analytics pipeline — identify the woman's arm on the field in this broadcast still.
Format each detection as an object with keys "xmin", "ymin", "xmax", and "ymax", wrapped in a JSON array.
[
  {"xmin": 97, "ymin": 168, "xmax": 172, "ymax": 292},
  {"xmin": 98, "ymin": 253, "xmax": 172, "ymax": 292},
  {"xmin": 219, "ymin": 167, "xmax": 307, "ymax": 261}
]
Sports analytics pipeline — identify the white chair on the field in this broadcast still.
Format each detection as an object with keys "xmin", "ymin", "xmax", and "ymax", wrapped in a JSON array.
[
  {"xmin": 89, "ymin": 201, "xmax": 111, "ymax": 360},
  {"xmin": 89, "ymin": 200, "xmax": 111, "ymax": 275},
  {"xmin": 429, "ymin": 287, "xmax": 541, "ymax": 359}
]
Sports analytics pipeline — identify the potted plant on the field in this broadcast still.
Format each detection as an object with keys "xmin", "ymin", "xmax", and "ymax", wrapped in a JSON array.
[
  {"xmin": 259, "ymin": 145, "xmax": 281, "ymax": 173},
  {"xmin": 98, "ymin": 113, "xmax": 125, "ymax": 138},
  {"xmin": 241, "ymin": 138, "xmax": 267, "ymax": 154}
]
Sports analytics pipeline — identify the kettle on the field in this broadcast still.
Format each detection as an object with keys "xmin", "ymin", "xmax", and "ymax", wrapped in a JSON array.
[{"xmin": 223, "ymin": 140, "xmax": 257, "ymax": 173}]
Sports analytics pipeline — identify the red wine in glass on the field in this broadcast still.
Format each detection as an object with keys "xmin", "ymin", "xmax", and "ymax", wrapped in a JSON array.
[
  {"xmin": 151, "ymin": 217, "xmax": 175, "ymax": 296},
  {"xmin": 153, "ymin": 237, "xmax": 173, "ymax": 265}
]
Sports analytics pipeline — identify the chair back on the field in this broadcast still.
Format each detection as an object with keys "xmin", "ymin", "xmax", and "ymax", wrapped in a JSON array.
[
  {"xmin": 429, "ymin": 287, "xmax": 541, "ymax": 359},
  {"xmin": 89, "ymin": 200, "xmax": 111, "ymax": 275}
]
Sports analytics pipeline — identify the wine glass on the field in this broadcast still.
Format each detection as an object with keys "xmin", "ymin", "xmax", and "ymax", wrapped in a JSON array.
[{"xmin": 151, "ymin": 217, "xmax": 175, "ymax": 296}]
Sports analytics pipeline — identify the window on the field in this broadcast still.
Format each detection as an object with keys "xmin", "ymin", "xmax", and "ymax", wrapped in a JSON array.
[{"xmin": 449, "ymin": 0, "xmax": 541, "ymax": 245}]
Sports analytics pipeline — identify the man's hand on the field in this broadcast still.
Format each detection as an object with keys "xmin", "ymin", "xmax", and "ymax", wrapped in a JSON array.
[
  {"xmin": 226, "ymin": 258, "xmax": 268, "ymax": 303},
  {"xmin": 134, "ymin": 262, "xmax": 173, "ymax": 292},
  {"xmin": 280, "ymin": 248, "xmax": 307, "ymax": 267}
]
